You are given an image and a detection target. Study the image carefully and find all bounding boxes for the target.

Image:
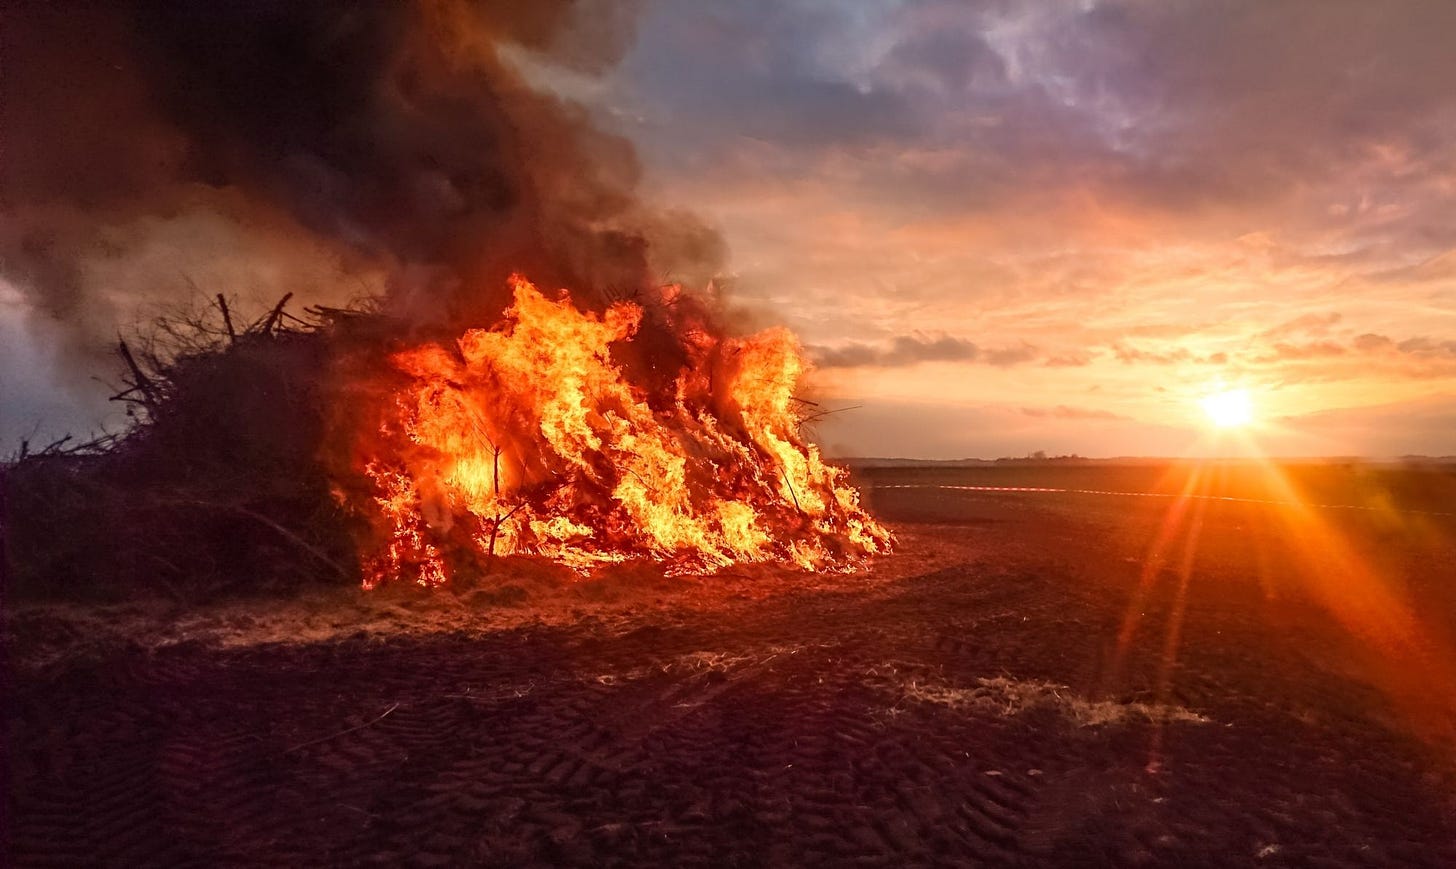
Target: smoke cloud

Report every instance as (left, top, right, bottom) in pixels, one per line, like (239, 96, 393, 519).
(1, 0, 725, 367)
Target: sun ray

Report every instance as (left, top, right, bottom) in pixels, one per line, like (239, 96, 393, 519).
(1244, 453, 1456, 738)
(1107, 461, 1207, 693)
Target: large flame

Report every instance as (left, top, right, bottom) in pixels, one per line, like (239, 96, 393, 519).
(343, 276, 892, 588)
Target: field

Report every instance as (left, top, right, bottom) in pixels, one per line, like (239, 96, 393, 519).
(6, 462, 1456, 866)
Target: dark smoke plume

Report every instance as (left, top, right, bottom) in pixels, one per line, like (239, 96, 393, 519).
(1, 0, 724, 360)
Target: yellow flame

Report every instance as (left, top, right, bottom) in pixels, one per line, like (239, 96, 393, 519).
(348, 276, 892, 586)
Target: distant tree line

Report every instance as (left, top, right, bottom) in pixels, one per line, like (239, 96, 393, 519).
(994, 451, 1087, 464)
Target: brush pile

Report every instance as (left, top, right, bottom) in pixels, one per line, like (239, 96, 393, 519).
(2, 296, 366, 600)
(3, 282, 892, 601)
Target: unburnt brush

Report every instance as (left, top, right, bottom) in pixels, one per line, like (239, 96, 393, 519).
(2, 295, 366, 600)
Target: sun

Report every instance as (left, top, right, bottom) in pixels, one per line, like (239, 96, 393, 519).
(1200, 388, 1253, 428)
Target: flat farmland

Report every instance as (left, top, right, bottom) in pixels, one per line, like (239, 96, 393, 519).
(6, 463, 1456, 866)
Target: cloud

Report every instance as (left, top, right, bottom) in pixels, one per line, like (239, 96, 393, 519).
(1343, 334, 1456, 378)
(1019, 405, 1129, 421)
(1110, 344, 1227, 366)
(1100, 328, 1456, 380)
(624, 1, 1456, 238)
(809, 335, 980, 368)
(1260, 312, 1343, 340)
(611, 0, 1456, 455)
(628, 0, 1456, 348)
(1249, 341, 1349, 363)
(811, 397, 1183, 459)
(1393, 337, 1456, 359)
(983, 342, 1041, 367)
(1272, 394, 1456, 457)
(1311, 332, 1456, 361)
(808, 334, 1051, 369)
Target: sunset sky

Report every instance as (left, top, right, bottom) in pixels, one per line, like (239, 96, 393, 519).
(5, 1, 1456, 458)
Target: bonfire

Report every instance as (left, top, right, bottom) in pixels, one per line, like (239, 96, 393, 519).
(5, 278, 891, 597)
(339, 276, 892, 587)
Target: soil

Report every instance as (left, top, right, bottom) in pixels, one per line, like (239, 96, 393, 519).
(6, 463, 1456, 866)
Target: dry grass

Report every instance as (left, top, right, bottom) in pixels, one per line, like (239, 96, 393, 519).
(887, 673, 1208, 727)
(593, 645, 817, 686)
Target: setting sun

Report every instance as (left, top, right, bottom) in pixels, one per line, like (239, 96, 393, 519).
(1201, 389, 1253, 428)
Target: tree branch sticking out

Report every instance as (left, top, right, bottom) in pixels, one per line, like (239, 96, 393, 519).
(216, 294, 236, 342)
(258, 292, 295, 335)
(116, 338, 158, 408)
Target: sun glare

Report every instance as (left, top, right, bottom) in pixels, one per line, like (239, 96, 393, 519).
(1200, 389, 1253, 428)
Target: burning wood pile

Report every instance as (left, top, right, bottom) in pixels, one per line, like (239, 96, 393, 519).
(337, 275, 892, 588)
(4, 279, 891, 598)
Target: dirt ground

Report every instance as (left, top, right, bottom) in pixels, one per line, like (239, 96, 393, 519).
(6, 463, 1456, 866)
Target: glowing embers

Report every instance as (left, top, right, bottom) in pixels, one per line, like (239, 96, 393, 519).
(351, 276, 892, 587)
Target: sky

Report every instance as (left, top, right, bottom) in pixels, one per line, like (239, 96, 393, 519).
(5, 0, 1456, 459)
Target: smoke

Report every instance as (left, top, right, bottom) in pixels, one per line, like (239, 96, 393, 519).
(1, 0, 725, 368)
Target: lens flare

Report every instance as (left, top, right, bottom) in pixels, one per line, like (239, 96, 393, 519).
(1200, 389, 1252, 428)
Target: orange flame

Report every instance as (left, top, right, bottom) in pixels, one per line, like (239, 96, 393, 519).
(344, 276, 892, 587)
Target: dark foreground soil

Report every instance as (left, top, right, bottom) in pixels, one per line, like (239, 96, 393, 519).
(6, 464, 1456, 866)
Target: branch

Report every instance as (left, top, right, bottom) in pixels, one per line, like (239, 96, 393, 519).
(258, 292, 295, 335)
(116, 338, 158, 407)
(782, 473, 802, 512)
(216, 294, 237, 342)
(798, 405, 862, 428)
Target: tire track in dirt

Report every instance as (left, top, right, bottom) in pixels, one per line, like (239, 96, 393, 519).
(8, 552, 1456, 865)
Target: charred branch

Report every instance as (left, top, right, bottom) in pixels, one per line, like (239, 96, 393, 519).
(487, 503, 526, 561)
(783, 473, 802, 513)
(797, 404, 862, 430)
